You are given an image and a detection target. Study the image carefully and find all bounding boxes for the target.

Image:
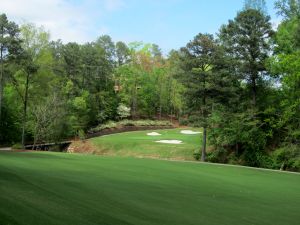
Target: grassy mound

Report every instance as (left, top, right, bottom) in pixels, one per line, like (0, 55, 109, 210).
(89, 128, 202, 160)
(0, 151, 299, 225)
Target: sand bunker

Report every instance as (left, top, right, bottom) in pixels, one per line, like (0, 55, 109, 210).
(155, 140, 183, 144)
(180, 130, 202, 135)
(147, 132, 162, 136)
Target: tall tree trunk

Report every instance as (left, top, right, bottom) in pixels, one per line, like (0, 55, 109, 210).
(201, 69, 207, 162)
(32, 135, 37, 150)
(132, 76, 138, 119)
(32, 124, 38, 150)
(131, 89, 137, 119)
(21, 73, 30, 147)
(201, 126, 207, 162)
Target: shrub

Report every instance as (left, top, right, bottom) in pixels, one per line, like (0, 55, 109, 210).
(241, 149, 272, 168)
(291, 159, 300, 172)
(206, 151, 218, 163)
(117, 104, 130, 119)
(119, 120, 135, 126)
(206, 148, 227, 163)
(193, 150, 201, 161)
(89, 121, 118, 133)
(227, 152, 239, 165)
(12, 143, 23, 150)
(78, 129, 86, 141)
(272, 145, 300, 172)
(89, 120, 172, 133)
(257, 153, 273, 169)
(179, 117, 189, 126)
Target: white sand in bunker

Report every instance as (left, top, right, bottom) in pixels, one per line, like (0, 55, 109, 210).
(180, 130, 202, 135)
(147, 132, 162, 136)
(155, 140, 183, 144)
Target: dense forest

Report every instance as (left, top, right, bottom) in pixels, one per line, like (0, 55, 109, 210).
(0, 0, 299, 170)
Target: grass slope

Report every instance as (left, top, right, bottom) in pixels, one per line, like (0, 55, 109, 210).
(90, 128, 202, 160)
(0, 151, 299, 225)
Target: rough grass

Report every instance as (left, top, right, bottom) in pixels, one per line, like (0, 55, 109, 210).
(89, 128, 202, 160)
(0, 151, 299, 225)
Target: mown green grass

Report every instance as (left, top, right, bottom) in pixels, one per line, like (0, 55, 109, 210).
(0, 151, 299, 225)
(90, 128, 202, 160)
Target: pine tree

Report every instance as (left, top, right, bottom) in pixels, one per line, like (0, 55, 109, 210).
(219, 9, 273, 107)
(180, 33, 236, 161)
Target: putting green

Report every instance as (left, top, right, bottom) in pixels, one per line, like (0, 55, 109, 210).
(90, 128, 202, 160)
(0, 151, 299, 225)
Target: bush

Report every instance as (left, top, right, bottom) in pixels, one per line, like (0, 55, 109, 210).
(89, 121, 118, 133)
(206, 148, 227, 163)
(206, 151, 218, 163)
(272, 145, 300, 172)
(291, 159, 300, 171)
(12, 143, 23, 150)
(117, 104, 130, 119)
(89, 120, 173, 133)
(78, 129, 86, 141)
(257, 153, 273, 169)
(241, 149, 273, 168)
(193, 150, 201, 161)
(227, 152, 239, 165)
(179, 117, 189, 126)
(119, 120, 136, 126)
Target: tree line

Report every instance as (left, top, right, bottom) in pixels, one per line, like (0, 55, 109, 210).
(178, 0, 299, 169)
(0, 0, 299, 170)
(0, 21, 184, 147)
